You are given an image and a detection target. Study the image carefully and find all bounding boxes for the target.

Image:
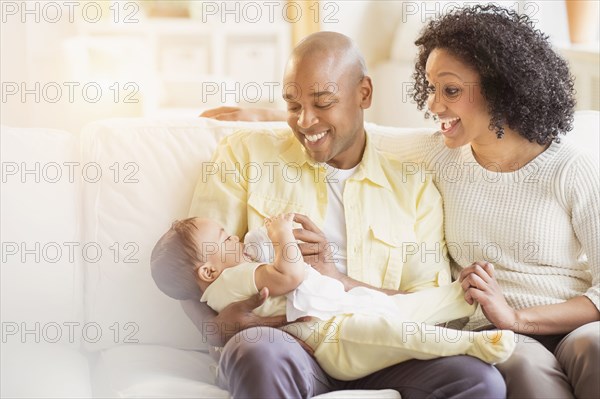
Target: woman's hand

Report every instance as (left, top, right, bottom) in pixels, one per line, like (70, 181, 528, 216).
(199, 106, 285, 122)
(292, 213, 342, 280)
(459, 261, 518, 330)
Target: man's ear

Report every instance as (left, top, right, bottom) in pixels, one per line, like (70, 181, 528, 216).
(359, 75, 373, 109)
(197, 263, 220, 283)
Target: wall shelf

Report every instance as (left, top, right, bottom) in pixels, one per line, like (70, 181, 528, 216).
(73, 17, 291, 114)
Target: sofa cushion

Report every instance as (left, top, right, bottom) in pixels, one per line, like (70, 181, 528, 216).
(1, 343, 92, 398)
(0, 127, 84, 343)
(79, 118, 289, 351)
(92, 344, 228, 398)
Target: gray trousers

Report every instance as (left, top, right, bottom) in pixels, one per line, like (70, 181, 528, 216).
(216, 326, 506, 399)
(496, 321, 600, 399)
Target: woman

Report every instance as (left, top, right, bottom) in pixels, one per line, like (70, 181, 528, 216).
(407, 5, 598, 398)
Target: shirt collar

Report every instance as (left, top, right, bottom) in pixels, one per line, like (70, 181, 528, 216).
(280, 130, 391, 190)
(280, 133, 319, 168)
(353, 133, 391, 190)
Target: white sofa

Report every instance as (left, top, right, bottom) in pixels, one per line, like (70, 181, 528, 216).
(1, 112, 598, 398)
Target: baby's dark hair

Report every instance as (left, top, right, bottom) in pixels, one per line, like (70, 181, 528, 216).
(150, 218, 204, 301)
(412, 4, 576, 144)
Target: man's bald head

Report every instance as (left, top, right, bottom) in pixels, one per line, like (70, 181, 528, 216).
(288, 32, 367, 84)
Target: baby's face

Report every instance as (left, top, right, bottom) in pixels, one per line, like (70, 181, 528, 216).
(192, 219, 249, 271)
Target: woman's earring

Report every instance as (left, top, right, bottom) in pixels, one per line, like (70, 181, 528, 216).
(496, 126, 505, 139)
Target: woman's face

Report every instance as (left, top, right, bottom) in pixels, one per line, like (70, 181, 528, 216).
(425, 48, 494, 148)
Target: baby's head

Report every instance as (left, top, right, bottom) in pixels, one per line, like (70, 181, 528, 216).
(150, 217, 246, 300)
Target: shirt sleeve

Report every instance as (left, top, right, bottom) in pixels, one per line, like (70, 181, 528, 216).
(188, 131, 250, 239)
(399, 170, 451, 292)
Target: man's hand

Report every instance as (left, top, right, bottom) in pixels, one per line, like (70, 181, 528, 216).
(182, 287, 289, 347)
(212, 287, 290, 345)
(292, 214, 342, 280)
(292, 214, 404, 295)
(459, 261, 518, 330)
(199, 106, 285, 122)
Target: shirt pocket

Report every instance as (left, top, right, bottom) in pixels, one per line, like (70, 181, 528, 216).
(369, 223, 417, 290)
(247, 192, 308, 221)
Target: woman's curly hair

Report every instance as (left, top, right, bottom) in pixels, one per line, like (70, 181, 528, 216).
(412, 4, 576, 144)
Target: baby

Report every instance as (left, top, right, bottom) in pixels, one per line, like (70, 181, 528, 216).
(151, 214, 516, 381)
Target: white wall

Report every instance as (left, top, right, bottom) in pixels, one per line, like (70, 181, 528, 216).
(319, 0, 575, 65)
(0, 10, 84, 131)
(1, 15, 29, 127)
(318, 0, 598, 126)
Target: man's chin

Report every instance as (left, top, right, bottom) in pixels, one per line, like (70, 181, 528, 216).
(307, 152, 329, 164)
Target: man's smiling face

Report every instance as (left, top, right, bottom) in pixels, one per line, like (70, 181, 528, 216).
(283, 49, 372, 170)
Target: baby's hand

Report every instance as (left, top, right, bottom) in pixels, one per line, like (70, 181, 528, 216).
(264, 213, 295, 240)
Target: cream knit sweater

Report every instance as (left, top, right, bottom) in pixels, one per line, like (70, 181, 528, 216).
(380, 132, 599, 330)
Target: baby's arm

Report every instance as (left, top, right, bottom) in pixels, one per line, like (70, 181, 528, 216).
(254, 213, 306, 296)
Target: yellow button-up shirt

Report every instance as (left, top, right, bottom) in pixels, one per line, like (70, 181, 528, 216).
(189, 128, 449, 292)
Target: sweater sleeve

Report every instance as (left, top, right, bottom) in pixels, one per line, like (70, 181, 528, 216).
(570, 153, 600, 310)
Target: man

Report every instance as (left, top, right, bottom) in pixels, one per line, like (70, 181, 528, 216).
(185, 32, 505, 398)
